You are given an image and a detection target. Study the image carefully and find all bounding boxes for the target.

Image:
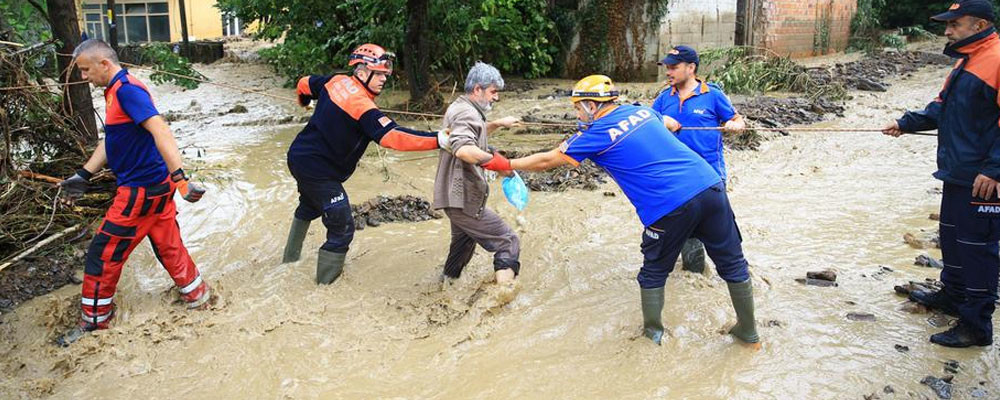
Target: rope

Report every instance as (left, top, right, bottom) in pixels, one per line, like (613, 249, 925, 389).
(0, 80, 90, 91)
(0, 61, 935, 136)
(115, 64, 939, 136)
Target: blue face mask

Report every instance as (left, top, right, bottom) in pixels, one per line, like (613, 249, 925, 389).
(502, 172, 529, 211)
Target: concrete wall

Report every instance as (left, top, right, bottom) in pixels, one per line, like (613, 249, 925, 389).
(760, 0, 857, 57)
(169, 0, 223, 41)
(659, 0, 739, 51)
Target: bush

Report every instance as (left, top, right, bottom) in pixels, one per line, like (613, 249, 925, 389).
(700, 47, 847, 100)
(897, 26, 936, 42)
(879, 33, 907, 50)
(219, 0, 557, 86)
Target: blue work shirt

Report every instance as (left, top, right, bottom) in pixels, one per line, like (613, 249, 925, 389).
(651, 80, 738, 179)
(103, 69, 168, 187)
(558, 104, 722, 226)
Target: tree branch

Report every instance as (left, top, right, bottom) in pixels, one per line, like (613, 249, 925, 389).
(26, 0, 50, 24)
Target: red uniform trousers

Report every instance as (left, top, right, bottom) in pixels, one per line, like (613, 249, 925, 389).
(80, 177, 207, 328)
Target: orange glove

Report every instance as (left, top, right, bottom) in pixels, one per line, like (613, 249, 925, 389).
(170, 168, 206, 203)
(479, 151, 512, 172)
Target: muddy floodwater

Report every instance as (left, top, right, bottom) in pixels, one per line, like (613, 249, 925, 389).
(1, 57, 997, 399)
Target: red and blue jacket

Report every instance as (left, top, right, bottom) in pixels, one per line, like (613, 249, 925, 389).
(287, 74, 439, 182)
(103, 69, 168, 187)
(898, 28, 1000, 187)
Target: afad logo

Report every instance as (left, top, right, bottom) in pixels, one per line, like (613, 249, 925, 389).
(978, 204, 1000, 214)
(949, 3, 960, 10)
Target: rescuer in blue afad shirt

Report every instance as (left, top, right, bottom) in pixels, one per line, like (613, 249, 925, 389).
(883, 0, 1000, 348)
(651, 45, 748, 274)
(508, 75, 761, 349)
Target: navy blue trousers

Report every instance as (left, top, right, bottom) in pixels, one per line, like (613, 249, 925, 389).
(940, 183, 1000, 338)
(638, 183, 750, 288)
(290, 172, 355, 254)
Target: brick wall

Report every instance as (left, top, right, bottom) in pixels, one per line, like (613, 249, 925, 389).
(761, 0, 857, 57)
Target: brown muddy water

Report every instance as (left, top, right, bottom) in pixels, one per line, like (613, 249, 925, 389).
(1, 59, 997, 399)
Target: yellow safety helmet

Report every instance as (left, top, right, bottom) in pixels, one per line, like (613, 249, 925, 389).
(570, 74, 619, 103)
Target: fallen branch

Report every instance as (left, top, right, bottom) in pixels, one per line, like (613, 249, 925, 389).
(0, 223, 83, 273)
(19, 170, 62, 184)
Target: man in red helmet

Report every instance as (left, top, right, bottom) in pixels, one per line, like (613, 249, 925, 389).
(283, 43, 510, 285)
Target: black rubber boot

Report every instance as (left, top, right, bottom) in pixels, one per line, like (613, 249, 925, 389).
(930, 323, 993, 348)
(54, 320, 102, 347)
(282, 218, 311, 263)
(727, 279, 760, 346)
(640, 287, 665, 345)
(681, 238, 706, 273)
(910, 289, 960, 317)
(316, 249, 346, 285)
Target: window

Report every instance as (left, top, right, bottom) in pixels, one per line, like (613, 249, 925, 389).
(222, 12, 243, 37)
(149, 16, 170, 41)
(125, 16, 149, 42)
(83, 2, 169, 44)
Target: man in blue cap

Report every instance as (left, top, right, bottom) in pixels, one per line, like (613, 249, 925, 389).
(883, 0, 999, 348)
(651, 45, 747, 274)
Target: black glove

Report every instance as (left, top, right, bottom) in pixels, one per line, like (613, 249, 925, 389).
(298, 93, 313, 108)
(58, 169, 92, 197)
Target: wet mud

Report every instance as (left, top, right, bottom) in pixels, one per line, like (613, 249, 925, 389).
(808, 50, 954, 92)
(351, 195, 442, 230)
(2, 43, 998, 400)
(499, 149, 608, 192)
(734, 96, 846, 129)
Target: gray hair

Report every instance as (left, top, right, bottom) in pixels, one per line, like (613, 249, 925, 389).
(464, 62, 504, 93)
(73, 39, 119, 64)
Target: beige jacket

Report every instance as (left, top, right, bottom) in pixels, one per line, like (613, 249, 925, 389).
(432, 96, 490, 217)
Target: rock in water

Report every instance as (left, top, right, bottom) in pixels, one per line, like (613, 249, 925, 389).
(806, 269, 837, 282)
(795, 278, 838, 287)
(846, 312, 876, 322)
(915, 254, 944, 269)
(920, 375, 953, 400)
(904, 232, 928, 249)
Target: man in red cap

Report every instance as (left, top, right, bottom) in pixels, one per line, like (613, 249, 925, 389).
(282, 43, 446, 285)
(883, 0, 999, 348)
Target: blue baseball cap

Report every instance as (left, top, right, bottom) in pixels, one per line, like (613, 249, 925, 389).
(931, 0, 995, 22)
(659, 45, 699, 66)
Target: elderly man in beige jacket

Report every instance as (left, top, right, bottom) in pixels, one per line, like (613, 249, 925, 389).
(433, 62, 521, 284)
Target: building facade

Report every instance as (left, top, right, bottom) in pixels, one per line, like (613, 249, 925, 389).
(78, 0, 242, 44)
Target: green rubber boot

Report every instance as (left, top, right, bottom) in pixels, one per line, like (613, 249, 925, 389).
(640, 287, 665, 345)
(727, 279, 760, 346)
(681, 238, 706, 273)
(316, 249, 346, 285)
(281, 218, 311, 263)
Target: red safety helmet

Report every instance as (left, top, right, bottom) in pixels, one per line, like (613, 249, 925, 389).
(348, 43, 394, 73)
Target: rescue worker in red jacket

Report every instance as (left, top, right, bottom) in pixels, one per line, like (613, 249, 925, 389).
(282, 44, 503, 285)
(883, 0, 999, 348)
(56, 39, 210, 345)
